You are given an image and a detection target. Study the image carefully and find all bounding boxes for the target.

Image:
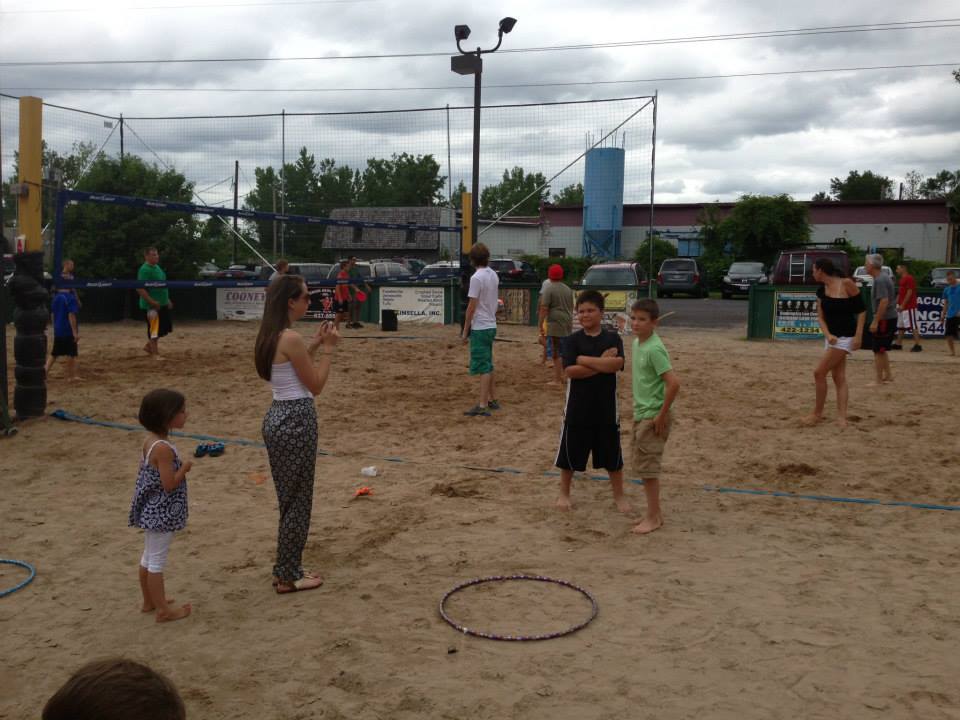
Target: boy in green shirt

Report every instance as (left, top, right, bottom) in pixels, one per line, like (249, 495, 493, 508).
(629, 299, 680, 535)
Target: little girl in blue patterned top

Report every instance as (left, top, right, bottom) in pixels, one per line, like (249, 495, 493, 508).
(129, 388, 193, 623)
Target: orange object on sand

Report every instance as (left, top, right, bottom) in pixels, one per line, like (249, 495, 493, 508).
(354, 486, 373, 497)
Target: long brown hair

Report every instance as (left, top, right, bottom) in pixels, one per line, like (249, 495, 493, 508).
(254, 274, 306, 381)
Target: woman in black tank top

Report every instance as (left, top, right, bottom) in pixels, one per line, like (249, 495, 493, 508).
(802, 258, 865, 428)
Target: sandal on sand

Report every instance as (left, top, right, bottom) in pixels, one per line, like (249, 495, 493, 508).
(276, 575, 324, 594)
(272, 571, 322, 588)
(207, 442, 225, 457)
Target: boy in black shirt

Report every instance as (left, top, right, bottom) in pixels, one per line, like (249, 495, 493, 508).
(554, 290, 629, 512)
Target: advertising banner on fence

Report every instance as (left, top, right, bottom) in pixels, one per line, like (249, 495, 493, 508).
(774, 291, 821, 339)
(217, 287, 266, 320)
(915, 294, 945, 337)
(380, 286, 444, 324)
(305, 287, 337, 322)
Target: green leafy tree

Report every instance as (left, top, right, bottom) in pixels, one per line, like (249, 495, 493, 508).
(701, 194, 811, 268)
(811, 191, 830, 201)
(356, 152, 445, 207)
(5, 140, 99, 230)
(552, 183, 584, 206)
(827, 170, 894, 201)
(60, 154, 200, 279)
(450, 180, 468, 209)
(633, 233, 678, 279)
(480, 166, 549, 218)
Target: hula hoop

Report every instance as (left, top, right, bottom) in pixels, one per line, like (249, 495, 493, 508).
(0, 559, 36, 598)
(439, 574, 598, 641)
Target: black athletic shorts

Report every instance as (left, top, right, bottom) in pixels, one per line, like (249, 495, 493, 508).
(334, 299, 351, 314)
(555, 423, 624, 472)
(145, 305, 173, 339)
(869, 317, 896, 354)
(946, 316, 960, 340)
(52, 336, 78, 357)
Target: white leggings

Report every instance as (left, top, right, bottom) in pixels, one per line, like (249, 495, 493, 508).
(140, 530, 175, 573)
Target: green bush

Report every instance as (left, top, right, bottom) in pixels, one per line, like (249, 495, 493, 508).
(633, 236, 678, 279)
(905, 259, 939, 286)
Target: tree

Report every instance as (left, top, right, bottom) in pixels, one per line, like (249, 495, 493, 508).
(355, 152, 445, 207)
(700, 194, 811, 267)
(552, 183, 584, 206)
(827, 170, 894, 201)
(811, 191, 830, 202)
(450, 180, 467, 210)
(902, 170, 925, 200)
(480, 166, 549, 218)
(5, 140, 99, 230)
(633, 233, 678, 278)
(60, 154, 200, 279)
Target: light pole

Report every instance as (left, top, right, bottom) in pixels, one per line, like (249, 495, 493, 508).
(451, 16, 516, 322)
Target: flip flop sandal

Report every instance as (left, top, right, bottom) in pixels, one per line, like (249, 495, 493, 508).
(276, 576, 324, 594)
(194, 443, 211, 458)
(207, 442, 226, 458)
(272, 571, 322, 588)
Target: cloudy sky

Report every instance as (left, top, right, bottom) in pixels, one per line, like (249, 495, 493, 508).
(1, 0, 958, 210)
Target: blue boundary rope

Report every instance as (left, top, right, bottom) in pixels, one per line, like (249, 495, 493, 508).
(49, 409, 960, 513)
(0, 559, 36, 598)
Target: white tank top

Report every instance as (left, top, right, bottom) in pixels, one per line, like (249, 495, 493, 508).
(270, 361, 313, 401)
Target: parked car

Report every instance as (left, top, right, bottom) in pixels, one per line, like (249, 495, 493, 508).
(490, 258, 539, 283)
(416, 261, 461, 282)
(926, 267, 960, 289)
(369, 261, 412, 279)
(770, 248, 850, 285)
(580, 261, 649, 291)
(852, 264, 893, 288)
(370, 257, 426, 275)
(198, 262, 219, 279)
(720, 261, 767, 299)
(657, 257, 708, 298)
(288, 263, 334, 283)
(327, 261, 371, 280)
(214, 264, 262, 280)
(326, 260, 410, 280)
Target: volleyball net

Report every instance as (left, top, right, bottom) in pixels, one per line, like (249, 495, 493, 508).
(52, 188, 461, 290)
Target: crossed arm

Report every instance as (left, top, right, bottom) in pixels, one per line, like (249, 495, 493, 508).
(564, 346, 623, 379)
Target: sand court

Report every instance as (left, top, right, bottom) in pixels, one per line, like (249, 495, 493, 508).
(2, 319, 959, 719)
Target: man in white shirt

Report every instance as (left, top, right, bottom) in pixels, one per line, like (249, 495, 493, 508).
(461, 243, 500, 416)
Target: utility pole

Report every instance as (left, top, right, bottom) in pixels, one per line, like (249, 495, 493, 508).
(232, 160, 239, 264)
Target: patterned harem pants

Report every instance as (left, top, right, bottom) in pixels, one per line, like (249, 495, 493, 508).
(262, 398, 318, 582)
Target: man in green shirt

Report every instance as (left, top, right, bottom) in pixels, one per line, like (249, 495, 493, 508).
(136, 247, 173, 357)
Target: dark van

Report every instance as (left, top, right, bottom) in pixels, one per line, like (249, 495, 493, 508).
(771, 248, 850, 285)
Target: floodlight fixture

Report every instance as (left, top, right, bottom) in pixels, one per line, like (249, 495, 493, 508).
(498, 17, 517, 34)
(454, 24, 471, 41)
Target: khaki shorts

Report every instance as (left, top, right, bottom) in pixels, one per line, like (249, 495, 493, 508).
(631, 414, 672, 478)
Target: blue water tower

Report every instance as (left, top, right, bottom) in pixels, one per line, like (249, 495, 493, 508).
(582, 147, 625, 259)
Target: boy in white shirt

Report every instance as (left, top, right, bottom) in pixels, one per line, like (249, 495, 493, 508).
(461, 243, 500, 416)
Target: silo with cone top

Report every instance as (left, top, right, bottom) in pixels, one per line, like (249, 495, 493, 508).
(581, 145, 625, 259)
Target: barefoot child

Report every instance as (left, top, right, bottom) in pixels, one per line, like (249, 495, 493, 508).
(129, 389, 193, 622)
(629, 299, 680, 534)
(554, 290, 629, 512)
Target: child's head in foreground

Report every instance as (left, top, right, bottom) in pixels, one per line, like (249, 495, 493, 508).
(630, 298, 660, 339)
(139, 389, 187, 436)
(43, 658, 186, 720)
(576, 290, 606, 330)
